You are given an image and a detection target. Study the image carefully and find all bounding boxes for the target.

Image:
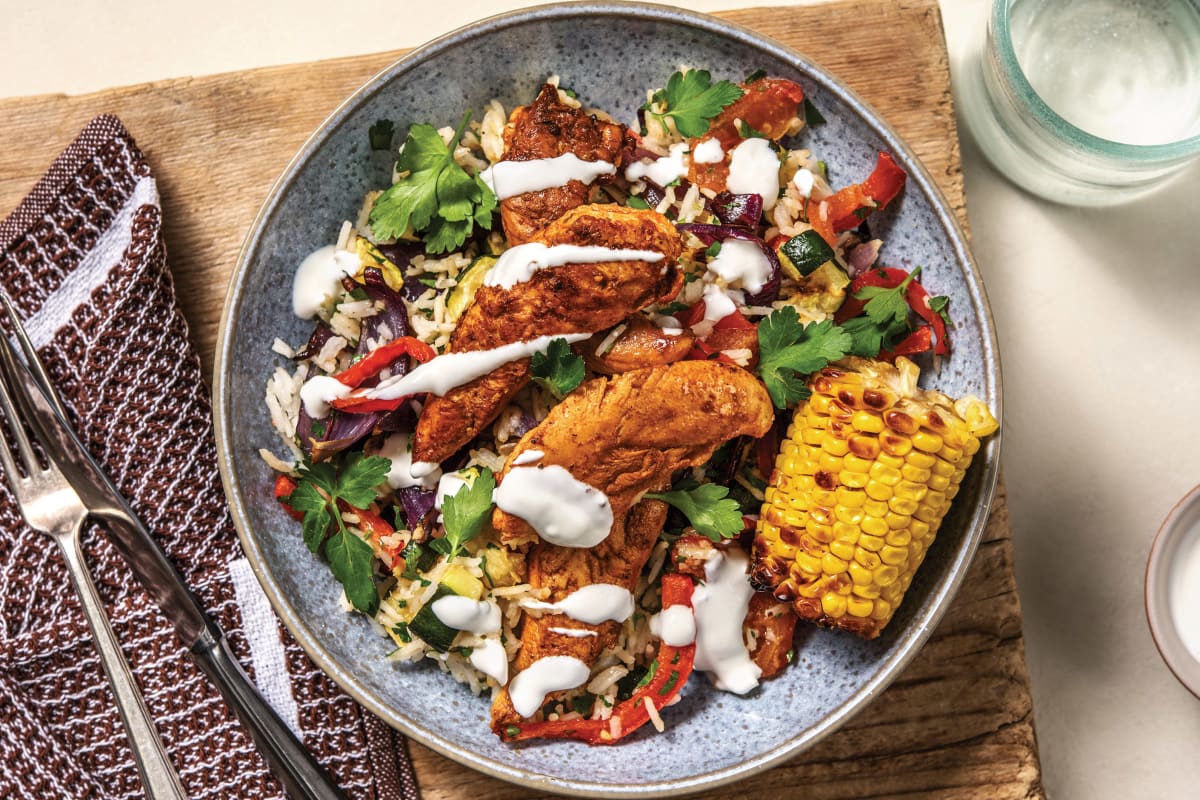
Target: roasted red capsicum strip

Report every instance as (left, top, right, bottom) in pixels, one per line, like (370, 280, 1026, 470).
(807, 152, 906, 246)
(333, 336, 436, 388)
(330, 336, 437, 414)
(835, 266, 949, 356)
(502, 573, 696, 744)
(274, 475, 304, 521)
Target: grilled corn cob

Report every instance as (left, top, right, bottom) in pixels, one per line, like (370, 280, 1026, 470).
(752, 357, 998, 639)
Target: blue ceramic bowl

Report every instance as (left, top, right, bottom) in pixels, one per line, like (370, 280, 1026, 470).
(214, 3, 1002, 795)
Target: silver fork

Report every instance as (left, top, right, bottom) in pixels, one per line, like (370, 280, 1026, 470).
(0, 342, 188, 798)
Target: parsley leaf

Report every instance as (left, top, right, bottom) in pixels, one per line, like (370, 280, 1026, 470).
(756, 306, 852, 408)
(530, 337, 586, 399)
(645, 69, 744, 138)
(930, 295, 953, 326)
(802, 98, 826, 127)
(645, 483, 744, 542)
(290, 454, 391, 614)
(432, 468, 496, 561)
(627, 195, 650, 210)
(369, 119, 396, 151)
(326, 528, 378, 614)
(369, 112, 497, 254)
(736, 119, 768, 139)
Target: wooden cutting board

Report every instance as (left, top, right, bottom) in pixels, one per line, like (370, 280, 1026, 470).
(0, 0, 1043, 797)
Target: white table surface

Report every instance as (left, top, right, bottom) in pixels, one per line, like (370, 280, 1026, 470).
(3, 1, 1198, 797)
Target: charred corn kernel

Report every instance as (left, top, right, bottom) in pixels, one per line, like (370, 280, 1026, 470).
(861, 516, 889, 538)
(870, 462, 902, 485)
(829, 539, 856, 561)
(852, 410, 884, 433)
(846, 595, 874, 617)
(753, 356, 997, 639)
(822, 592, 847, 618)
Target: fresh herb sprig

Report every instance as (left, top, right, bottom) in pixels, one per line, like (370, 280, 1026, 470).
(646, 482, 745, 542)
(286, 452, 391, 614)
(643, 69, 744, 138)
(530, 337, 586, 399)
(842, 267, 921, 357)
(369, 111, 497, 254)
(430, 468, 496, 561)
(755, 306, 852, 408)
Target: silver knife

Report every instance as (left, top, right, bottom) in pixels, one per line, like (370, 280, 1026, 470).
(0, 296, 347, 800)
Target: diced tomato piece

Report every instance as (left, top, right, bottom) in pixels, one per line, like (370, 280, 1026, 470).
(273, 474, 304, 522)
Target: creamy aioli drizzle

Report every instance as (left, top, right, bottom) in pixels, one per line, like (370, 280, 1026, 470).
(692, 548, 761, 694)
(434, 471, 468, 511)
(727, 138, 782, 211)
(377, 433, 441, 490)
(691, 138, 725, 164)
(706, 238, 774, 294)
(793, 167, 815, 198)
(430, 596, 501, 635)
(507, 656, 591, 718)
(650, 605, 697, 647)
(479, 154, 616, 200)
(624, 142, 690, 186)
(511, 449, 544, 466)
(299, 375, 352, 419)
(484, 243, 665, 290)
(521, 583, 635, 625)
(362, 334, 590, 402)
(547, 626, 599, 639)
(493, 465, 613, 548)
(700, 282, 740, 323)
(293, 245, 361, 319)
(469, 638, 509, 685)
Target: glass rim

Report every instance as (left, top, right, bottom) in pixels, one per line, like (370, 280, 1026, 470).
(993, 0, 1200, 161)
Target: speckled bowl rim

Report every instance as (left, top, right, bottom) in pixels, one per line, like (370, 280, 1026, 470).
(213, 2, 1003, 796)
(1145, 483, 1200, 700)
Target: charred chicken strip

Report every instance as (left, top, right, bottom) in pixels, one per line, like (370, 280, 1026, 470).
(498, 84, 633, 244)
(412, 205, 683, 464)
(582, 315, 695, 375)
(489, 361, 774, 730)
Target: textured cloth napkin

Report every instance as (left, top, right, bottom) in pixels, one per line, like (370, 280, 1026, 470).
(0, 115, 421, 800)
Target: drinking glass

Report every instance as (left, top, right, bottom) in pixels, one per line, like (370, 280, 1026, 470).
(956, 0, 1200, 206)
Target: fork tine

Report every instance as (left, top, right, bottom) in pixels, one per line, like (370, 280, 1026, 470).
(0, 294, 70, 423)
(0, 349, 40, 480)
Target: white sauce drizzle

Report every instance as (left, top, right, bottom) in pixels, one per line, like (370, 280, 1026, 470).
(484, 243, 665, 290)
(479, 154, 616, 200)
(430, 596, 502, 635)
(700, 282, 741, 324)
(692, 548, 761, 694)
(547, 626, 599, 639)
(362, 333, 590, 402)
(650, 605, 697, 647)
(793, 167, 815, 198)
(706, 238, 773, 294)
(507, 656, 591, 717)
(377, 432, 441, 490)
(521, 583, 635, 625)
(691, 138, 725, 164)
(511, 449, 544, 466)
(299, 375, 352, 420)
(624, 142, 690, 186)
(293, 245, 361, 319)
(493, 465, 613, 548)
(727, 138, 782, 211)
(434, 471, 469, 511)
(469, 638, 509, 685)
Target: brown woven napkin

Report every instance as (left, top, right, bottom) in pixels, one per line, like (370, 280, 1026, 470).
(0, 115, 421, 800)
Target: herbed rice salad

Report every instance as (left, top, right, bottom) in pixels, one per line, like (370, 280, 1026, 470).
(264, 68, 955, 744)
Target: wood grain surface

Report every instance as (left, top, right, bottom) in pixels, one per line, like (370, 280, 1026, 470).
(0, 1, 1043, 797)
